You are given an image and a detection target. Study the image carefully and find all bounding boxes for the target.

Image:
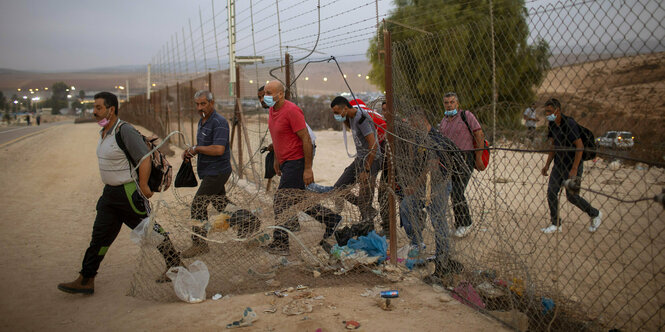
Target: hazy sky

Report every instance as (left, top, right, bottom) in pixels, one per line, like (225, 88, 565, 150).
(0, 0, 395, 72)
(0, 0, 218, 71)
(1, 0, 661, 73)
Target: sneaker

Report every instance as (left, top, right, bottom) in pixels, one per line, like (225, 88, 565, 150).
(454, 226, 471, 238)
(541, 225, 562, 234)
(319, 239, 332, 254)
(181, 242, 210, 258)
(264, 241, 290, 256)
(589, 211, 602, 232)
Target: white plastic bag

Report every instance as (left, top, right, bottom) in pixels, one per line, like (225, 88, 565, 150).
(130, 217, 164, 246)
(166, 260, 210, 303)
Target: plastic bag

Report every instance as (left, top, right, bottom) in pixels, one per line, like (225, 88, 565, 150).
(346, 231, 387, 263)
(130, 217, 164, 246)
(174, 159, 198, 187)
(166, 260, 210, 303)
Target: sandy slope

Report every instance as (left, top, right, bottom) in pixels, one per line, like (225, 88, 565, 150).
(0, 122, 508, 331)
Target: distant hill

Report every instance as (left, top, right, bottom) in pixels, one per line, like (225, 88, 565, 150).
(537, 51, 665, 162)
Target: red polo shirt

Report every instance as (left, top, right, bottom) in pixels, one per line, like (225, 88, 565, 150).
(268, 100, 307, 165)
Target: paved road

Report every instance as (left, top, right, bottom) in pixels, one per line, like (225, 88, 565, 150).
(0, 121, 70, 146)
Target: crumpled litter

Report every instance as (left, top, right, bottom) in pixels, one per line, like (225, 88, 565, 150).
(346, 231, 387, 263)
(452, 281, 485, 309)
(166, 260, 209, 304)
(282, 299, 313, 315)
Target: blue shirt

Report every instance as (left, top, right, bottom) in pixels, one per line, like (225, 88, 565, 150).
(547, 116, 581, 167)
(196, 110, 231, 177)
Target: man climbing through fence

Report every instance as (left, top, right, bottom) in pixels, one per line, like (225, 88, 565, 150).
(180, 90, 232, 258)
(400, 110, 465, 284)
(330, 96, 383, 231)
(263, 81, 341, 255)
(58, 92, 181, 294)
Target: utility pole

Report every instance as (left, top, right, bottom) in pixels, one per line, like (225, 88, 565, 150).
(147, 64, 151, 101)
(227, 0, 237, 97)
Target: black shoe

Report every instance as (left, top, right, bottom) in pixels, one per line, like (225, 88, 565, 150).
(435, 259, 464, 275)
(423, 273, 444, 285)
(319, 239, 332, 253)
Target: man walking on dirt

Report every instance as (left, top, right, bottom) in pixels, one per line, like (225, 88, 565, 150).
(438, 92, 484, 238)
(180, 90, 232, 258)
(540, 98, 602, 233)
(58, 92, 181, 294)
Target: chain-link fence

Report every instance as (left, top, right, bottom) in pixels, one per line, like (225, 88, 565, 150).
(119, 0, 664, 331)
(387, 0, 665, 331)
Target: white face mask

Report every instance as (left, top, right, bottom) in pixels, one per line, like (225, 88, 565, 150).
(547, 113, 557, 122)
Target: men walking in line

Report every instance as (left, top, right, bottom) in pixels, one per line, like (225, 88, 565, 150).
(438, 92, 483, 238)
(180, 90, 232, 258)
(58, 92, 181, 294)
(540, 98, 602, 233)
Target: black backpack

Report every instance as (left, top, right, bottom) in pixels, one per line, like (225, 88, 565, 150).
(563, 116, 597, 161)
(115, 122, 173, 192)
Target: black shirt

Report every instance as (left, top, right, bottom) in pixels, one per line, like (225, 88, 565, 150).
(547, 116, 581, 167)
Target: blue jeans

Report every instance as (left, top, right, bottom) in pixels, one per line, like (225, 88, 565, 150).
(399, 182, 452, 261)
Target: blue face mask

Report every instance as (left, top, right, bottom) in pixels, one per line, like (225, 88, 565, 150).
(334, 114, 346, 122)
(264, 95, 276, 107)
(547, 113, 557, 122)
(444, 109, 457, 117)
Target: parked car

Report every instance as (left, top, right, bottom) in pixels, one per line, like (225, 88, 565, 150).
(597, 131, 634, 149)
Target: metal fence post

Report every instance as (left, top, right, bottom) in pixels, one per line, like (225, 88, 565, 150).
(383, 28, 397, 265)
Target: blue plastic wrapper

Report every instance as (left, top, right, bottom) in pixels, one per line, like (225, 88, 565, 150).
(306, 183, 334, 193)
(541, 297, 555, 314)
(346, 231, 387, 263)
(405, 258, 426, 270)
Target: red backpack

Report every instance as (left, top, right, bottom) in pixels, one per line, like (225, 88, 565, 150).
(349, 99, 387, 143)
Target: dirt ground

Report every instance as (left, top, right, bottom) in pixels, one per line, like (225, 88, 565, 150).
(0, 122, 510, 331)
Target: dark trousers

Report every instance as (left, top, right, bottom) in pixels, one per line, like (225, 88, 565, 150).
(272, 159, 341, 246)
(191, 172, 231, 221)
(189, 172, 231, 242)
(451, 152, 474, 228)
(80, 184, 180, 278)
(547, 163, 599, 226)
(333, 156, 382, 222)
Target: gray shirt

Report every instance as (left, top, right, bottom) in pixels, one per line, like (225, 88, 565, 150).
(97, 120, 150, 185)
(349, 109, 382, 160)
